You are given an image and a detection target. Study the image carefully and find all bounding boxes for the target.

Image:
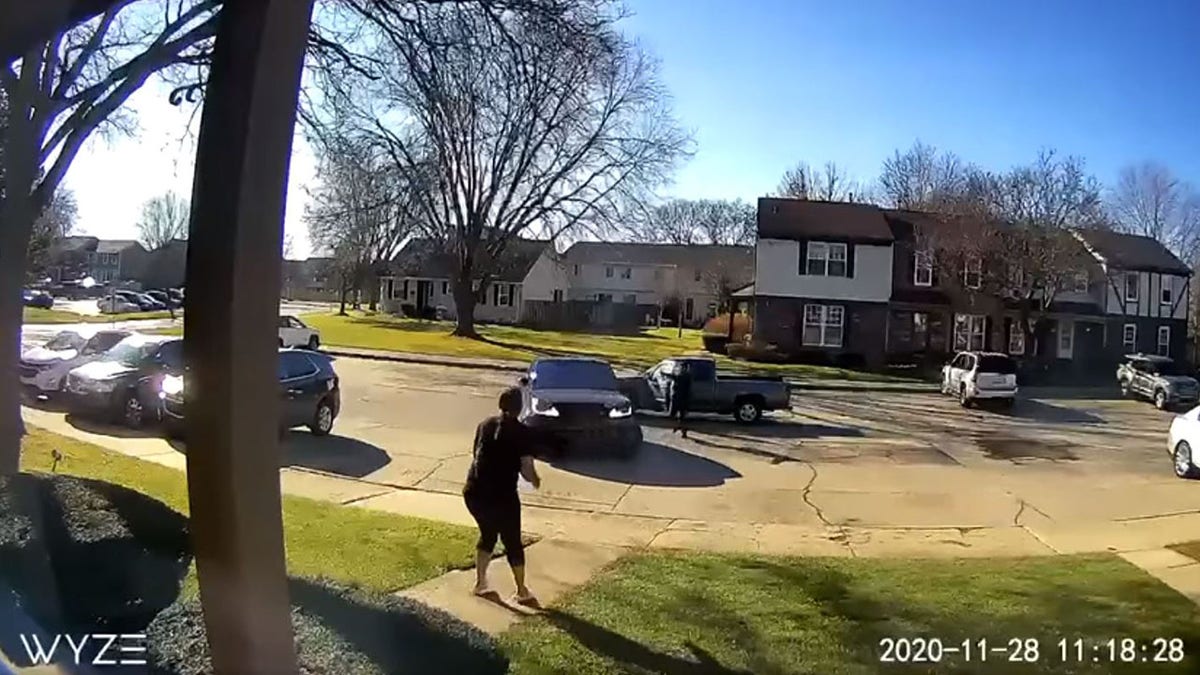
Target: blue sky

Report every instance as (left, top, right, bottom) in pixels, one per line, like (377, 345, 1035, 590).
(68, 0, 1200, 256)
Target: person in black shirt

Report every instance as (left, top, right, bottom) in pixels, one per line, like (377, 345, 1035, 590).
(669, 361, 693, 438)
(463, 386, 541, 604)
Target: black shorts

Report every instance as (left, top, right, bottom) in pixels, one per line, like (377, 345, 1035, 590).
(463, 489, 524, 566)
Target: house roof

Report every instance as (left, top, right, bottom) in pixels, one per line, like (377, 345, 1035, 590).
(1074, 229, 1191, 275)
(55, 236, 99, 252)
(563, 241, 752, 271)
(96, 239, 144, 254)
(757, 198, 894, 244)
(387, 238, 548, 283)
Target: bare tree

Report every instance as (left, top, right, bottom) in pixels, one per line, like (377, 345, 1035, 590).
(777, 161, 861, 201)
(320, 1, 690, 336)
(878, 141, 973, 211)
(634, 198, 754, 246)
(1110, 161, 1200, 259)
(306, 134, 418, 314)
(26, 188, 78, 281)
(137, 191, 191, 250)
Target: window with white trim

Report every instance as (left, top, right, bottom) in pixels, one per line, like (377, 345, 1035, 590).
(1072, 272, 1089, 294)
(1162, 283, 1173, 306)
(805, 242, 848, 277)
(1158, 325, 1171, 356)
(802, 304, 844, 347)
(1124, 273, 1139, 302)
(953, 314, 986, 351)
(1009, 323, 1025, 355)
(913, 251, 933, 287)
(605, 266, 613, 278)
(1122, 323, 1137, 352)
(962, 257, 982, 290)
(621, 267, 632, 279)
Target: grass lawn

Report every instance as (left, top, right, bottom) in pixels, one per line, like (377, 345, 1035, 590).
(303, 312, 910, 382)
(23, 306, 177, 324)
(19, 426, 476, 595)
(502, 551, 1200, 674)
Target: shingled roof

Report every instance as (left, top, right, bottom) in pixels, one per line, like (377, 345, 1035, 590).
(386, 237, 549, 282)
(757, 198, 894, 244)
(1074, 229, 1191, 275)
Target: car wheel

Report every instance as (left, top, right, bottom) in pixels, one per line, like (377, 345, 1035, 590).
(1175, 441, 1200, 479)
(307, 335, 320, 350)
(309, 399, 335, 436)
(1155, 390, 1169, 411)
(959, 385, 972, 408)
(122, 393, 146, 429)
(733, 398, 763, 424)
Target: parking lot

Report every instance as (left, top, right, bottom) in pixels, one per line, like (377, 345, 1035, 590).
(21, 355, 1200, 555)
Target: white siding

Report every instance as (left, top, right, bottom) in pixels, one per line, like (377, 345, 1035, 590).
(379, 276, 522, 323)
(1105, 270, 1189, 320)
(754, 238, 892, 302)
(521, 250, 568, 301)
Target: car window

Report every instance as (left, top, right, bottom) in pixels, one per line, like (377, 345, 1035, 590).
(44, 331, 85, 351)
(155, 341, 185, 369)
(978, 355, 1016, 374)
(1155, 361, 1185, 377)
(951, 355, 965, 369)
(84, 331, 127, 354)
(688, 360, 716, 382)
(290, 317, 306, 329)
(530, 360, 617, 390)
(278, 316, 291, 329)
(280, 352, 318, 380)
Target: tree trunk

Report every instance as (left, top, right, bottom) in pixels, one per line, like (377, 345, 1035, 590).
(368, 280, 379, 312)
(727, 303, 737, 343)
(338, 277, 347, 316)
(452, 277, 479, 338)
(0, 83, 41, 475)
(677, 302, 684, 338)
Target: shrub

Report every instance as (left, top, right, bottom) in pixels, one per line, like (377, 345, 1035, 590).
(726, 342, 790, 363)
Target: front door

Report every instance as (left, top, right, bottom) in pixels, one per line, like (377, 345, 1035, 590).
(280, 352, 320, 427)
(1057, 320, 1075, 359)
(647, 360, 673, 404)
(416, 280, 432, 312)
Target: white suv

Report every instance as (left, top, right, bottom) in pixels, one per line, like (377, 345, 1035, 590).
(278, 315, 320, 349)
(942, 351, 1018, 408)
(19, 328, 131, 395)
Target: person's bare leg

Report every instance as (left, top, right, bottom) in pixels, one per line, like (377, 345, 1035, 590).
(473, 548, 493, 595)
(512, 564, 537, 604)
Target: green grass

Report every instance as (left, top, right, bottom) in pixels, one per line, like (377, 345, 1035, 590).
(23, 306, 177, 324)
(302, 312, 908, 382)
(20, 426, 476, 596)
(502, 551, 1200, 674)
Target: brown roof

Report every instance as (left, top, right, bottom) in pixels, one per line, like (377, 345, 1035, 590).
(1074, 229, 1191, 275)
(757, 198, 894, 243)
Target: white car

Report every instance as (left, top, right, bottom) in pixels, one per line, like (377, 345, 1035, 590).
(19, 328, 131, 394)
(278, 315, 320, 349)
(1168, 407, 1200, 479)
(98, 297, 140, 313)
(941, 351, 1019, 408)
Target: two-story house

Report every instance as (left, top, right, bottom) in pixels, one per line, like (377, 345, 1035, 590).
(47, 237, 149, 284)
(378, 237, 558, 323)
(751, 197, 1193, 374)
(555, 242, 753, 326)
(751, 199, 895, 367)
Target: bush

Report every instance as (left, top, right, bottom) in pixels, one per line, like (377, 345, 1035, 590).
(147, 578, 508, 675)
(726, 342, 790, 363)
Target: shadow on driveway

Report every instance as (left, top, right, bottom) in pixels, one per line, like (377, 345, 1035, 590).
(64, 412, 161, 439)
(549, 441, 741, 487)
(639, 414, 864, 441)
(1006, 399, 1105, 425)
(163, 431, 392, 479)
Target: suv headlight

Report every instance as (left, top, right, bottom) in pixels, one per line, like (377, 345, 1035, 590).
(609, 401, 632, 418)
(160, 374, 184, 398)
(531, 397, 559, 417)
(90, 378, 118, 393)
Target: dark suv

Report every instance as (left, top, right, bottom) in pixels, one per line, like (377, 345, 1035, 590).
(518, 357, 642, 458)
(161, 349, 341, 437)
(64, 335, 184, 428)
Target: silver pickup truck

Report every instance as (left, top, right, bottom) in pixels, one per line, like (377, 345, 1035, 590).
(619, 356, 792, 423)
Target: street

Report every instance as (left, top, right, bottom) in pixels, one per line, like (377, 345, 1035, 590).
(21, 354, 1200, 556)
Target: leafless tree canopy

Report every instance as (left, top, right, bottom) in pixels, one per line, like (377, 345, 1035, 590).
(632, 198, 754, 246)
(1110, 161, 1200, 261)
(137, 191, 190, 250)
(777, 161, 862, 202)
(27, 188, 78, 280)
(305, 134, 420, 313)
(878, 141, 974, 211)
(314, 0, 690, 335)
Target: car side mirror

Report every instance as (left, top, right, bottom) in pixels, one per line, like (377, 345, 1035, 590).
(518, 376, 529, 387)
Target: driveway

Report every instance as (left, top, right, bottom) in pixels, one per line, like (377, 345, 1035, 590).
(21, 356, 1200, 557)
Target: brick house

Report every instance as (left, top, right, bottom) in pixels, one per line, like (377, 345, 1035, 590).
(750, 198, 1192, 376)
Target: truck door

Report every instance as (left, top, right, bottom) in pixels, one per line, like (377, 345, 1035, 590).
(687, 359, 718, 411)
(648, 360, 673, 405)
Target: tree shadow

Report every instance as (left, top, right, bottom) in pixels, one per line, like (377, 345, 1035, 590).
(548, 442, 740, 487)
(1021, 385, 1123, 401)
(1005, 399, 1105, 425)
(543, 609, 755, 675)
(64, 412, 162, 439)
(0, 474, 191, 667)
(639, 415, 863, 441)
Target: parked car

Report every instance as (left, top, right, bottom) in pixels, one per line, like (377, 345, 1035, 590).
(518, 357, 642, 458)
(136, 292, 167, 311)
(620, 356, 792, 423)
(145, 290, 181, 309)
(1168, 406, 1200, 479)
(98, 296, 141, 314)
(941, 351, 1018, 408)
(1118, 354, 1199, 411)
(21, 289, 54, 309)
(160, 349, 341, 438)
(64, 335, 184, 428)
(19, 329, 131, 395)
(278, 315, 320, 349)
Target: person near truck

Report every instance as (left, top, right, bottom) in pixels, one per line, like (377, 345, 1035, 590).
(668, 361, 693, 438)
(462, 387, 542, 605)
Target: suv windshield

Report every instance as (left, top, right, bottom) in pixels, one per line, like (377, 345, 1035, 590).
(44, 332, 85, 352)
(531, 360, 617, 390)
(1151, 360, 1186, 376)
(978, 355, 1016, 374)
(105, 339, 160, 367)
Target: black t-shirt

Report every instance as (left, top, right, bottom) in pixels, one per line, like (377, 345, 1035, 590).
(464, 416, 534, 497)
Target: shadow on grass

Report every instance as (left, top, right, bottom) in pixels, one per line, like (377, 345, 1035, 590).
(548, 441, 741, 487)
(0, 473, 191, 666)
